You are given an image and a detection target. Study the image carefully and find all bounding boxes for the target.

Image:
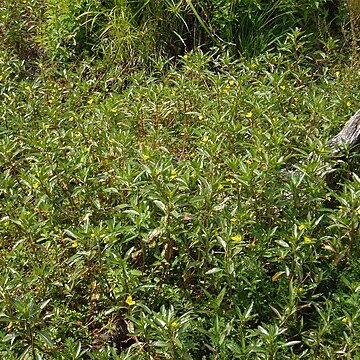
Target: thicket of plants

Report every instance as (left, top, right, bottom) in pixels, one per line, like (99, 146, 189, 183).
(1, 0, 360, 358)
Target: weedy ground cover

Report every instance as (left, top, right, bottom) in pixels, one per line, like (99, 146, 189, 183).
(1, 4, 360, 357)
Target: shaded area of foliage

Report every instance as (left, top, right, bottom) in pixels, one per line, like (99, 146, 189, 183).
(0, 0, 351, 66)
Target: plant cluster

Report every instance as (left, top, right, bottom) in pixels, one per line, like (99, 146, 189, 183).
(1, 0, 360, 359)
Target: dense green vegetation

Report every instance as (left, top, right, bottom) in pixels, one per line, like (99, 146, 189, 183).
(1, 0, 360, 358)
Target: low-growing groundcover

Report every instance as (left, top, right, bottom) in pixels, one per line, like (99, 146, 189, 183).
(1, 35, 360, 359)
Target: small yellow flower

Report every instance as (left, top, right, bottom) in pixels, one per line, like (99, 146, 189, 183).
(202, 136, 209, 143)
(143, 154, 149, 161)
(231, 235, 242, 242)
(72, 241, 78, 248)
(69, 116, 74, 121)
(229, 80, 235, 86)
(357, 209, 360, 215)
(125, 295, 136, 306)
(346, 101, 351, 107)
(230, 217, 237, 223)
(198, 114, 204, 120)
(280, 85, 286, 90)
(183, 54, 188, 60)
(170, 169, 177, 180)
(217, 184, 224, 190)
(298, 224, 305, 231)
(292, 117, 298, 122)
(170, 322, 178, 328)
(32, 182, 40, 189)
(87, 98, 94, 105)
(25, 85, 31, 91)
(226, 178, 236, 184)
(48, 99, 53, 104)
(245, 112, 253, 118)
(304, 236, 312, 243)
(0, 75, 3, 81)
(245, 159, 252, 164)
(251, 63, 256, 68)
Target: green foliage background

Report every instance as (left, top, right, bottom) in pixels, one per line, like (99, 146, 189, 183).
(1, 0, 360, 358)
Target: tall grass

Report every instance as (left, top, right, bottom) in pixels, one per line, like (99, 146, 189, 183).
(33, 0, 348, 67)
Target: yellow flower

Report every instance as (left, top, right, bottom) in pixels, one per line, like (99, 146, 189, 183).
(231, 235, 242, 242)
(202, 136, 209, 143)
(72, 241, 78, 248)
(32, 182, 40, 189)
(357, 209, 360, 215)
(304, 236, 312, 243)
(245, 159, 252, 164)
(292, 117, 298, 122)
(143, 154, 149, 161)
(226, 178, 236, 184)
(87, 98, 94, 105)
(250, 63, 256, 68)
(170, 322, 178, 328)
(125, 295, 136, 306)
(48, 99, 53, 104)
(298, 224, 305, 231)
(245, 112, 253, 118)
(217, 184, 224, 190)
(346, 101, 351, 107)
(198, 114, 204, 120)
(170, 169, 177, 180)
(280, 85, 286, 90)
(230, 217, 237, 223)
(25, 85, 31, 91)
